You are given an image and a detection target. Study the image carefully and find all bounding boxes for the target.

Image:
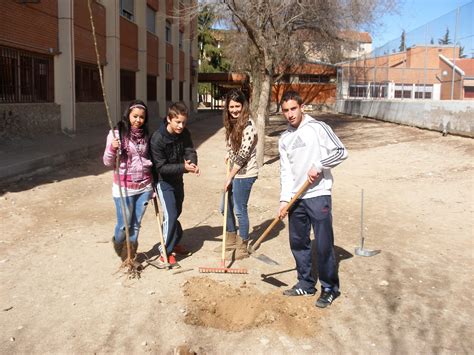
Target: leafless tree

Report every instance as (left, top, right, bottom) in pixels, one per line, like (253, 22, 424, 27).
(190, 0, 397, 166)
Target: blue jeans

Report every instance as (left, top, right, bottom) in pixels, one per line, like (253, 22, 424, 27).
(226, 176, 257, 241)
(288, 195, 339, 292)
(156, 181, 184, 255)
(113, 190, 152, 243)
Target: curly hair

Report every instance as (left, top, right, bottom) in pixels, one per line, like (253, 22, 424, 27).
(223, 89, 250, 152)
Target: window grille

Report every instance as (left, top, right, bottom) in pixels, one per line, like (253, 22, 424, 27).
(0, 46, 53, 103)
(75, 62, 103, 102)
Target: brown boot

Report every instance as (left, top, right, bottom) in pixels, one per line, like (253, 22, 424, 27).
(112, 237, 123, 258)
(213, 231, 237, 253)
(234, 236, 250, 260)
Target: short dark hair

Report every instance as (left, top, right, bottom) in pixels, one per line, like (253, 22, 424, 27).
(168, 101, 188, 120)
(280, 90, 303, 106)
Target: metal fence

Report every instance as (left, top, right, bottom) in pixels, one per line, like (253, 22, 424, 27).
(337, 1, 473, 101)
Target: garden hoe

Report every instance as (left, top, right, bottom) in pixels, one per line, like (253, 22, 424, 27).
(199, 161, 247, 274)
(248, 180, 311, 254)
(146, 195, 172, 270)
(354, 189, 381, 257)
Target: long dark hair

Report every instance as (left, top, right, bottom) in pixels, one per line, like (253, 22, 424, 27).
(223, 89, 250, 151)
(117, 99, 149, 139)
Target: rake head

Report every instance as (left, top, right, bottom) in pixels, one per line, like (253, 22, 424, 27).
(198, 266, 248, 274)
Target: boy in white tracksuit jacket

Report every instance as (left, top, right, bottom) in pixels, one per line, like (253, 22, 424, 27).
(278, 90, 348, 308)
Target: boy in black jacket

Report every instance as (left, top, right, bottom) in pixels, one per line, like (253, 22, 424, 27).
(149, 102, 200, 265)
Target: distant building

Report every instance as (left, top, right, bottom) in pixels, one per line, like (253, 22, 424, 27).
(339, 45, 473, 100)
(0, 0, 198, 140)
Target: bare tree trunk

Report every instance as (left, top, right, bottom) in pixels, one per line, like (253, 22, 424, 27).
(255, 74, 271, 167)
(250, 73, 261, 116)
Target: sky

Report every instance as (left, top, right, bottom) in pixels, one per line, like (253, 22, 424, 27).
(371, 0, 473, 50)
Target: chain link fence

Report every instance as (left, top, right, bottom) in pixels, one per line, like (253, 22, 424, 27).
(337, 1, 473, 101)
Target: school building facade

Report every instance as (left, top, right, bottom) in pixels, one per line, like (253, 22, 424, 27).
(0, 0, 198, 140)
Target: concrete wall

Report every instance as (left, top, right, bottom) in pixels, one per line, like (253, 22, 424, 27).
(336, 99, 474, 137)
(75, 103, 108, 131)
(0, 104, 61, 140)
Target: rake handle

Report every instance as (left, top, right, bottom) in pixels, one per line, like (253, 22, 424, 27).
(152, 195, 168, 264)
(221, 160, 231, 264)
(250, 180, 311, 252)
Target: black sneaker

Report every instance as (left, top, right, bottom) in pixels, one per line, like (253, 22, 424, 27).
(282, 286, 316, 297)
(315, 289, 340, 308)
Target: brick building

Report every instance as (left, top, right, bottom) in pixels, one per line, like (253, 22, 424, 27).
(0, 0, 198, 139)
(339, 45, 474, 100)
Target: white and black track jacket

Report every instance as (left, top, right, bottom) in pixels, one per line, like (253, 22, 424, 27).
(278, 114, 348, 202)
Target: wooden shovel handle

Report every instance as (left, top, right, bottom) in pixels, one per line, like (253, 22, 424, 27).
(250, 180, 311, 252)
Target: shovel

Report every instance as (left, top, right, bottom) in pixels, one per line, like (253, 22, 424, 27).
(248, 180, 311, 254)
(354, 189, 381, 257)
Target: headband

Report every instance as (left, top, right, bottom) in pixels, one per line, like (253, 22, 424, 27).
(130, 104, 146, 110)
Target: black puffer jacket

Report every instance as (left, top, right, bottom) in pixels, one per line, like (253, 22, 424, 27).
(149, 119, 198, 186)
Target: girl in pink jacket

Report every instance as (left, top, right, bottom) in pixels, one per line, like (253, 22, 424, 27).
(103, 100, 153, 262)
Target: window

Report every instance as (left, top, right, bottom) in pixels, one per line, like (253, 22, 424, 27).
(120, 0, 134, 21)
(394, 83, 412, 99)
(120, 69, 135, 101)
(298, 74, 332, 83)
(166, 21, 172, 43)
(75, 62, 103, 102)
(179, 81, 183, 101)
(146, 6, 156, 33)
(166, 62, 172, 74)
(179, 31, 184, 49)
(147, 75, 156, 101)
(275, 74, 293, 84)
(369, 83, 388, 98)
(0, 46, 53, 103)
(414, 84, 433, 99)
(349, 84, 368, 98)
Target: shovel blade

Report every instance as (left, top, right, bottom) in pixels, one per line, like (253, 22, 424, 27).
(355, 247, 381, 257)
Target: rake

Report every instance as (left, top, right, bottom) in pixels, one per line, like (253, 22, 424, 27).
(199, 161, 247, 274)
(146, 195, 172, 269)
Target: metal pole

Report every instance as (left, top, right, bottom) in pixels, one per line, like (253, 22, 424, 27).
(360, 188, 365, 250)
(451, 7, 460, 100)
(423, 24, 428, 99)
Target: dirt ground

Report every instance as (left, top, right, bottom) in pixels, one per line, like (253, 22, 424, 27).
(0, 111, 473, 354)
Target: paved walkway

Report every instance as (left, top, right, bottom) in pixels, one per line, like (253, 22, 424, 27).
(0, 110, 217, 182)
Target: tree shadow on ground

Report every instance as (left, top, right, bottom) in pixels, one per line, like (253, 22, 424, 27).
(259, 242, 353, 290)
(135, 224, 222, 264)
(0, 112, 223, 195)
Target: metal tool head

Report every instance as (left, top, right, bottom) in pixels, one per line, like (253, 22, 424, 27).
(146, 259, 172, 269)
(198, 266, 248, 274)
(355, 247, 381, 257)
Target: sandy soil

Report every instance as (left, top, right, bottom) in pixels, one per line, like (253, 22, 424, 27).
(0, 111, 473, 354)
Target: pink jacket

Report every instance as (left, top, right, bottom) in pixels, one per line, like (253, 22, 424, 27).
(103, 130, 153, 186)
